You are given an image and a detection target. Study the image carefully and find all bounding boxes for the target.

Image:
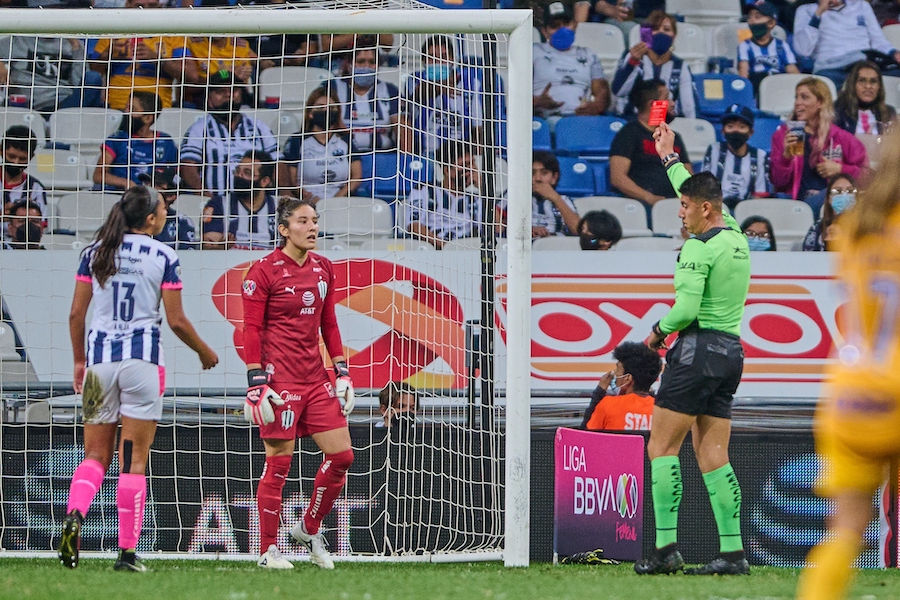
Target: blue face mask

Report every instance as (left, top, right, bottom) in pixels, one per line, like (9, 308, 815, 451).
(425, 64, 450, 82)
(830, 192, 856, 215)
(607, 376, 620, 396)
(650, 32, 673, 55)
(549, 26, 576, 51)
(747, 236, 771, 251)
(352, 66, 376, 89)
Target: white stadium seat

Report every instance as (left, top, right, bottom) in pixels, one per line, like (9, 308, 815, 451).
(440, 237, 508, 252)
(49, 107, 123, 156)
(152, 108, 207, 146)
(0, 321, 20, 361)
(650, 197, 683, 237)
(572, 196, 652, 237)
(258, 66, 334, 110)
(734, 198, 814, 248)
(316, 196, 394, 238)
(358, 237, 436, 251)
(668, 0, 742, 27)
(54, 191, 122, 237)
(613, 236, 680, 251)
(883, 24, 900, 52)
(882, 75, 900, 114)
(759, 74, 837, 118)
(28, 149, 93, 192)
(531, 235, 581, 251)
(40, 233, 88, 251)
(670, 117, 717, 163)
(0, 107, 47, 148)
(575, 23, 626, 79)
(173, 194, 208, 224)
(240, 107, 301, 151)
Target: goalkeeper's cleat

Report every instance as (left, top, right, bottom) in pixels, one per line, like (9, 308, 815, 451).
(290, 521, 335, 569)
(257, 544, 294, 569)
(559, 548, 621, 565)
(113, 550, 148, 572)
(684, 553, 750, 576)
(634, 545, 685, 575)
(58, 509, 83, 569)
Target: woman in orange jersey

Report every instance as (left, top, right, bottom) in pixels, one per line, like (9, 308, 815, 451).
(797, 130, 900, 600)
(581, 342, 662, 431)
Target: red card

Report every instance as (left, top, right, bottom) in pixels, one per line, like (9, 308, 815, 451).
(648, 100, 668, 127)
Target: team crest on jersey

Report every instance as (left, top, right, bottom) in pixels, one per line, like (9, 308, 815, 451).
(324, 382, 335, 398)
(302, 291, 315, 306)
(274, 260, 284, 266)
(283, 268, 291, 278)
(318, 279, 328, 300)
(281, 407, 295, 430)
(242, 279, 256, 296)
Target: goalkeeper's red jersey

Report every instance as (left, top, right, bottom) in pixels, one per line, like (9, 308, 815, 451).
(241, 248, 344, 386)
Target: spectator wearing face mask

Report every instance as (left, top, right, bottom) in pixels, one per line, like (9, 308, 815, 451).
(802, 173, 857, 251)
(2, 199, 43, 250)
(532, 1, 610, 120)
(738, 1, 799, 95)
(793, 0, 900, 90)
(701, 104, 770, 211)
(0, 125, 47, 224)
(741, 215, 778, 251)
(577, 209, 623, 250)
(378, 381, 419, 429)
(581, 341, 663, 431)
(611, 10, 697, 118)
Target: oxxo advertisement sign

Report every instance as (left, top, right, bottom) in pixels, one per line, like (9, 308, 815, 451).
(554, 428, 644, 560)
(2, 251, 840, 398)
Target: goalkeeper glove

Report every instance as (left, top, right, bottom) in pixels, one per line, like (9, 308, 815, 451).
(334, 361, 354, 416)
(244, 369, 283, 427)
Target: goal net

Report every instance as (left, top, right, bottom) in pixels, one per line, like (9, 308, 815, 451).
(0, 5, 533, 565)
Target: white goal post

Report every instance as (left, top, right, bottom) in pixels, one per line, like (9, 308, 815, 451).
(0, 7, 533, 567)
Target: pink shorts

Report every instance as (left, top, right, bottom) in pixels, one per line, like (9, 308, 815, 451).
(259, 380, 347, 440)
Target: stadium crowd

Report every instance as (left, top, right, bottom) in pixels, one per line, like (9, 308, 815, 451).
(0, 0, 897, 251)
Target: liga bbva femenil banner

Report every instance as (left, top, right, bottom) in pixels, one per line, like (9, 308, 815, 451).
(553, 427, 643, 560)
(0, 250, 839, 397)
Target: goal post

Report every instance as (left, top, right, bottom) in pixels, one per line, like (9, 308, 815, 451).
(0, 7, 533, 566)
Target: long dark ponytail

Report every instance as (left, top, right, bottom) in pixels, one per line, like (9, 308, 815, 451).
(87, 186, 159, 287)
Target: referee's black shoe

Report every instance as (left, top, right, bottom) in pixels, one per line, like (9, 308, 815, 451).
(685, 551, 750, 575)
(634, 544, 684, 575)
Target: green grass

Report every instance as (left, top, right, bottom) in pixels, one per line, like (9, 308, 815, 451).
(2, 558, 899, 600)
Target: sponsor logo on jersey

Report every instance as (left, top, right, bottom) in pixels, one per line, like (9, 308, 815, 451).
(280, 390, 302, 402)
(281, 407, 295, 430)
(302, 291, 315, 306)
(274, 260, 284, 266)
(285, 286, 296, 295)
(318, 279, 328, 300)
(242, 279, 256, 296)
(299, 307, 316, 315)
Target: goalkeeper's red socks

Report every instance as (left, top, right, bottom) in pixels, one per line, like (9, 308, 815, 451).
(67, 458, 106, 516)
(303, 449, 354, 535)
(258, 455, 292, 553)
(117, 473, 146, 549)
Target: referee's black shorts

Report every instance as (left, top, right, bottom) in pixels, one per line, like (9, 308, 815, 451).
(655, 328, 744, 419)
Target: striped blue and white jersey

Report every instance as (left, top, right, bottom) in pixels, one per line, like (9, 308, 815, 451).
(76, 234, 183, 367)
(737, 38, 797, 75)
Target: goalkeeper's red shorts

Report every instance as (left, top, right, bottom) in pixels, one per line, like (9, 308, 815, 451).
(259, 379, 347, 440)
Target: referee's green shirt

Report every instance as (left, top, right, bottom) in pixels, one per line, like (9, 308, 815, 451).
(658, 162, 751, 338)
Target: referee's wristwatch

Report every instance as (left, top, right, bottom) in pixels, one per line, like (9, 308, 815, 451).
(652, 321, 665, 337)
(660, 153, 680, 168)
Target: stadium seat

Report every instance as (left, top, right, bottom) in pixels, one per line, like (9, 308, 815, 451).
(0, 321, 20, 361)
(533, 27, 541, 43)
(240, 107, 301, 151)
(0, 107, 47, 148)
(650, 197, 683, 237)
(440, 237, 508, 252)
(358, 237, 436, 251)
(591, 161, 610, 195)
(574, 23, 626, 78)
(882, 75, 900, 114)
(748, 116, 783, 154)
(555, 157, 595, 197)
(884, 24, 900, 51)
(733, 198, 814, 247)
(316, 196, 395, 238)
(710, 23, 787, 68)
(613, 236, 680, 251)
(54, 191, 121, 237)
(28, 149, 93, 191)
(40, 233, 87, 251)
(49, 107, 123, 156)
(758, 74, 837, 118)
(258, 66, 334, 110)
(151, 108, 206, 146)
(531, 235, 581, 251)
(174, 194, 208, 224)
(693, 73, 756, 119)
(572, 196, 652, 237)
(628, 20, 709, 73)
(670, 117, 717, 162)
(555, 116, 626, 157)
(667, 0, 741, 27)
(372, 153, 433, 200)
(533, 118, 552, 152)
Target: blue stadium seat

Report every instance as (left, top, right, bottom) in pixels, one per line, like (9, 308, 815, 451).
(554, 116, 626, 157)
(748, 117, 783, 154)
(556, 157, 595, 197)
(372, 153, 433, 200)
(355, 154, 374, 198)
(591, 161, 612, 196)
(533, 118, 552, 152)
(693, 73, 756, 120)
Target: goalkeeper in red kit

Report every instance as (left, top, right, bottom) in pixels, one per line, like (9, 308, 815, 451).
(241, 196, 354, 570)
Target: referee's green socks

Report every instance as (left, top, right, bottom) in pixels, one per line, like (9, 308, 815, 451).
(703, 463, 744, 553)
(651, 456, 683, 549)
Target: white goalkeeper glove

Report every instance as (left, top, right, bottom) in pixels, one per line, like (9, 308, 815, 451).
(334, 361, 354, 416)
(244, 369, 283, 426)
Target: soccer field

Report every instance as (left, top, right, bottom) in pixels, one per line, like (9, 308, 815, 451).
(2, 559, 899, 600)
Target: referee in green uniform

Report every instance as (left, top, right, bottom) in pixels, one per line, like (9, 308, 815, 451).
(634, 121, 752, 576)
